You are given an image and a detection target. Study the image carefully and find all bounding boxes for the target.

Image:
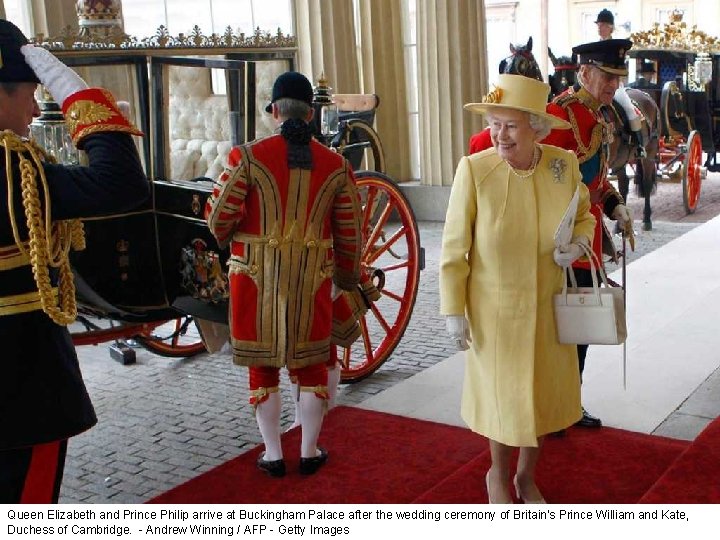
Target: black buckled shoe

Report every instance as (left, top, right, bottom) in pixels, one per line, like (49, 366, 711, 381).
(575, 408, 602, 428)
(257, 452, 286, 478)
(299, 447, 328, 475)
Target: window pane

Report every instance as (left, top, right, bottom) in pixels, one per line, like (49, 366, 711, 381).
(167, 0, 213, 34)
(405, 45, 418, 112)
(252, 0, 293, 35)
(122, 0, 168, 38)
(409, 113, 420, 180)
(4, 0, 33, 36)
(211, 0, 254, 34)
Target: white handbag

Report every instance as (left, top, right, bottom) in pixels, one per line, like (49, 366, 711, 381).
(553, 245, 627, 345)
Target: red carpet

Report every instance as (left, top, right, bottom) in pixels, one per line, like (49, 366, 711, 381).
(149, 406, 707, 504)
(639, 417, 720, 504)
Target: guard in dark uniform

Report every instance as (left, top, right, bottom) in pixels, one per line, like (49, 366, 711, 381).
(0, 19, 149, 503)
(543, 39, 635, 429)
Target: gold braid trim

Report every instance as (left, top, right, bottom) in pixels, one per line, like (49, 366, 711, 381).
(1, 131, 85, 325)
(562, 106, 603, 164)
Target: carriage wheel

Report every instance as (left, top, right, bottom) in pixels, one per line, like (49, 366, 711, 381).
(134, 316, 207, 358)
(337, 119, 386, 174)
(682, 130, 703, 214)
(339, 171, 421, 383)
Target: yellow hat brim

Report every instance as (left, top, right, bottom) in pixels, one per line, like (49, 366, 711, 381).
(463, 103, 572, 130)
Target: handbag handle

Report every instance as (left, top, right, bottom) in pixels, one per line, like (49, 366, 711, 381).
(561, 244, 610, 304)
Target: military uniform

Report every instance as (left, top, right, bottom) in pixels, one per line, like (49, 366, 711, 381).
(0, 20, 148, 502)
(543, 85, 623, 268)
(542, 39, 633, 428)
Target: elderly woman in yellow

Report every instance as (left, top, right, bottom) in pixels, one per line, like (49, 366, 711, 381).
(439, 74, 596, 504)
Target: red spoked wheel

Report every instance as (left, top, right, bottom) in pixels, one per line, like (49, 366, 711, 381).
(682, 130, 703, 214)
(339, 171, 422, 383)
(134, 316, 207, 358)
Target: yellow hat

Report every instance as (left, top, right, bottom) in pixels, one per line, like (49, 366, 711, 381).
(464, 74, 571, 130)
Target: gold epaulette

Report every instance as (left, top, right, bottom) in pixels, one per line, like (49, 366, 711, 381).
(63, 88, 143, 145)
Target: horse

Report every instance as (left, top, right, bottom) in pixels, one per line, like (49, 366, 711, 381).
(548, 48, 578, 97)
(606, 90, 661, 230)
(499, 36, 544, 81)
(545, 46, 660, 230)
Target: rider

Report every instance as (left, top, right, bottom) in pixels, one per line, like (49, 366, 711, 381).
(595, 8, 646, 158)
(0, 19, 148, 503)
(543, 38, 634, 429)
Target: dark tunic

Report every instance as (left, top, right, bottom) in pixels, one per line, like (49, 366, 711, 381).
(0, 132, 149, 450)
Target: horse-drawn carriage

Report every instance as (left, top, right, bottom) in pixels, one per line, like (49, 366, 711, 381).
(628, 10, 720, 215)
(33, 29, 422, 383)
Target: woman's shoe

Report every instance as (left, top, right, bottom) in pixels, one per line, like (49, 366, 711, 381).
(513, 475, 546, 504)
(485, 473, 512, 504)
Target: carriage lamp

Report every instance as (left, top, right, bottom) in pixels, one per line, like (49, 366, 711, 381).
(693, 53, 713, 86)
(30, 87, 79, 165)
(313, 74, 339, 144)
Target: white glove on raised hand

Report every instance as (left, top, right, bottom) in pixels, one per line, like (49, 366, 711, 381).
(446, 315, 471, 351)
(553, 241, 586, 268)
(20, 45, 87, 106)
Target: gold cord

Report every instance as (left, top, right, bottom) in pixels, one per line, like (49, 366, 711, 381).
(1, 130, 85, 325)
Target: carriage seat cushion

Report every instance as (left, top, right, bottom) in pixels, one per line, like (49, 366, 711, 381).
(333, 93, 379, 112)
(169, 85, 232, 180)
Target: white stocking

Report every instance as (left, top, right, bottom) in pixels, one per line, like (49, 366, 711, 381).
(286, 381, 302, 431)
(255, 391, 283, 461)
(299, 390, 326, 459)
(327, 364, 341, 410)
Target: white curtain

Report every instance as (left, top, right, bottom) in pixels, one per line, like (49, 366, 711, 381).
(355, 0, 411, 182)
(417, 0, 488, 186)
(294, 0, 360, 93)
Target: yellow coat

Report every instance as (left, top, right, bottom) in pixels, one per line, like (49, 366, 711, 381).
(439, 145, 595, 447)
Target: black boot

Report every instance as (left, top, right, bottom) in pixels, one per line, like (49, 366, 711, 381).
(575, 407, 602, 428)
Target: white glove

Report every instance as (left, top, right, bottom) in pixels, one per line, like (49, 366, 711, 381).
(20, 45, 87, 106)
(331, 283, 342, 301)
(446, 315, 471, 351)
(612, 204, 632, 226)
(553, 241, 585, 268)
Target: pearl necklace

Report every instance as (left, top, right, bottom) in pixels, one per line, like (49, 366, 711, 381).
(506, 145, 541, 178)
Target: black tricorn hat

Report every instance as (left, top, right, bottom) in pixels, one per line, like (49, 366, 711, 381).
(0, 19, 40, 84)
(265, 71, 314, 113)
(572, 38, 632, 76)
(595, 9, 614, 25)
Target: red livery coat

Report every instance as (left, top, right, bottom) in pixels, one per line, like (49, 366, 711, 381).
(206, 135, 363, 369)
